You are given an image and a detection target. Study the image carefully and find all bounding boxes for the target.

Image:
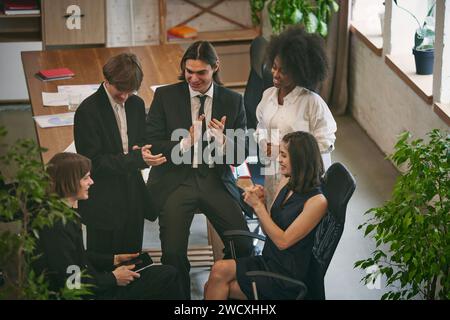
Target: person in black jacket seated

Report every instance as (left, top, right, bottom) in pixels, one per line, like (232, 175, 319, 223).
(204, 131, 328, 300)
(34, 152, 183, 299)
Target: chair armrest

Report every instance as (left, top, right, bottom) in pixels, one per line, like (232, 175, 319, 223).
(223, 230, 266, 259)
(223, 230, 266, 241)
(245, 271, 308, 300)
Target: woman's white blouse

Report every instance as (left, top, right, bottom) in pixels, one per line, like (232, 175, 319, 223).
(255, 86, 337, 153)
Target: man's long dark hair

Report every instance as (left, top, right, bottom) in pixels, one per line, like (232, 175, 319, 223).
(178, 41, 222, 85)
(282, 131, 324, 194)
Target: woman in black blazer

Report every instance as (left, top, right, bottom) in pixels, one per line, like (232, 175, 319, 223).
(33, 152, 182, 299)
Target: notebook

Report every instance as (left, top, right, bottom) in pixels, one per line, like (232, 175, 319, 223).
(37, 68, 75, 81)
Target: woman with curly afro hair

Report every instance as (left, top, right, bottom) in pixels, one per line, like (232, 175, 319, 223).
(255, 25, 337, 207)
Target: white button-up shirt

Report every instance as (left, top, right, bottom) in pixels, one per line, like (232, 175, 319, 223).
(104, 83, 128, 154)
(256, 86, 337, 153)
(181, 83, 226, 167)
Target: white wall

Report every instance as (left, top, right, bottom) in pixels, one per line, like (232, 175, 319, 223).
(349, 36, 448, 156)
(0, 42, 42, 101)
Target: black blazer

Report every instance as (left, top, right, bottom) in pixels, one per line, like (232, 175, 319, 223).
(145, 81, 249, 213)
(74, 84, 156, 230)
(33, 219, 116, 297)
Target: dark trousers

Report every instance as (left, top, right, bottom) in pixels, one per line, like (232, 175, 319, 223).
(159, 170, 253, 299)
(87, 220, 144, 254)
(100, 265, 184, 300)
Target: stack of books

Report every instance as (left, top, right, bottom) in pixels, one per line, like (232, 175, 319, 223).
(36, 68, 75, 81)
(3, 0, 40, 15)
(167, 25, 198, 39)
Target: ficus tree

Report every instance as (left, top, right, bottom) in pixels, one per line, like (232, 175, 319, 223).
(355, 129, 449, 300)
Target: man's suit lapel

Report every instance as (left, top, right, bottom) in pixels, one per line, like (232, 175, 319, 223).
(212, 84, 221, 122)
(97, 84, 123, 152)
(125, 98, 137, 145)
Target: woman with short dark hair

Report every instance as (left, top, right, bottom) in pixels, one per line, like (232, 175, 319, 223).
(256, 26, 337, 207)
(34, 152, 183, 299)
(204, 132, 328, 300)
(46, 152, 92, 200)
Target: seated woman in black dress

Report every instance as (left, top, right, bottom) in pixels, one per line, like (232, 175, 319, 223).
(34, 152, 183, 299)
(204, 131, 328, 300)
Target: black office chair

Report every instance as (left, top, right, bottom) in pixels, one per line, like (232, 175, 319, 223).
(261, 61, 273, 91)
(224, 162, 356, 300)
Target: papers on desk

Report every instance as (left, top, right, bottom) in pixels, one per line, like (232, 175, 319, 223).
(42, 84, 99, 107)
(64, 141, 77, 153)
(58, 84, 99, 95)
(42, 92, 69, 107)
(33, 112, 75, 128)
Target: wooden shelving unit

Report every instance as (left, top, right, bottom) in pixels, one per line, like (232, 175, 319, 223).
(158, 0, 260, 45)
(0, 12, 41, 18)
(0, 1, 43, 42)
(158, 0, 258, 88)
(166, 28, 260, 44)
(0, 0, 106, 48)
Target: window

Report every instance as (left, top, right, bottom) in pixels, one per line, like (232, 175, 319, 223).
(350, 0, 449, 125)
(351, 0, 384, 53)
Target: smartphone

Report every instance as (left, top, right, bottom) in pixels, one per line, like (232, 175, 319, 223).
(116, 253, 153, 273)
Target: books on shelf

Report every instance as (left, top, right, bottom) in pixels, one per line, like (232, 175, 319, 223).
(4, 9, 40, 15)
(3, 0, 40, 15)
(36, 68, 75, 81)
(167, 25, 198, 39)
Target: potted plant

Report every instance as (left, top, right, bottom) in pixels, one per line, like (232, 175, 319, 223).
(354, 129, 449, 300)
(0, 126, 90, 299)
(250, 0, 339, 36)
(394, 0, 436, 75)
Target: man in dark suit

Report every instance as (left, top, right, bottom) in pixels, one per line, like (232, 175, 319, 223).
(74, 53, 166, 255)
(145, 41, 253, 299)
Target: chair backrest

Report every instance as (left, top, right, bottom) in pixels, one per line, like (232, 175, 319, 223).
(250, 36, 268, 78)
(307, 162, 356, 299)
(244, 36, 269, 130)
(261, 62, 273, 90)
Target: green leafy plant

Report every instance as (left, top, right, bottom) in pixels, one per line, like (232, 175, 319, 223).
(394, 0, 436, 51)
(355, 129, 450, 300)
(0, 126, 91, 299)
(250, 0, 339, 36)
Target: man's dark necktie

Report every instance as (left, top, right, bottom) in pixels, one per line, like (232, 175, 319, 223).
(197, 95, 209, 175)
(198, 95, 207, 147)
